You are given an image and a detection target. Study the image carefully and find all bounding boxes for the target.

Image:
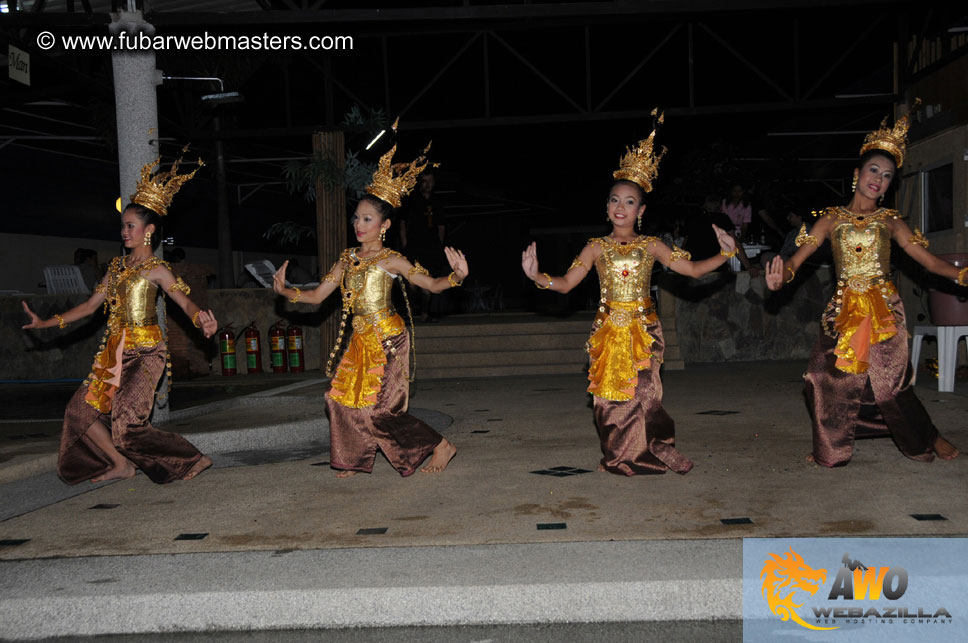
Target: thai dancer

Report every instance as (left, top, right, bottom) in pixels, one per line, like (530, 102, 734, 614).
(521, 113, 737, 475)
(23, 152, 217, 484)
(765, 102, 964, 466)
(274, 141, 464, 477)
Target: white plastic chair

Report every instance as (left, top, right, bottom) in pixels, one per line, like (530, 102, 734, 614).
(911, 324, 968, 392)
(42, 265, 89, 295)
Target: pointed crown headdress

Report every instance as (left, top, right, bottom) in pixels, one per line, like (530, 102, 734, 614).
(131, 144, 205, 216)
(859, 98, 921, 168)
(613, 108, 667, 193)
(365, 118, 437, 208)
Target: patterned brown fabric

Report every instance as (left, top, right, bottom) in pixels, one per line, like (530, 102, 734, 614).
(593, 318, 694, 475)
(58, 342, 204, 484)
(326, 330, 442, 476)
(804, 296, 938, 466)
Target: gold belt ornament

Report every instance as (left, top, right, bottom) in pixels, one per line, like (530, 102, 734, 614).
(846, 275, 871, 293)
(351, 308, 399, 334)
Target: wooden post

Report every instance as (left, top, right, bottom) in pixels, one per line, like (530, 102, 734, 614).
(313, 131, 347, 370)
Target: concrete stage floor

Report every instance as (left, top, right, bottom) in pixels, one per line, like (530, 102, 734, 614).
(0, 361, 966, 639)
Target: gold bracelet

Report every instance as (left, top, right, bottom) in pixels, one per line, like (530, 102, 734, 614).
(958, 266, 968, 287)
(54, 314, 67, 329)
(409, 262, 430, 279)
(719, 248, 737, 258)
(795, 224, 818, 247)
(909, 228, 929, 249)
(447, 272, 464, 288)
(289, 287, 301, 304)
(536, 272, 553, 290)
(191, 311, 201, 328)
(785, 266, 796, 284)
(669, 246, 691, 263)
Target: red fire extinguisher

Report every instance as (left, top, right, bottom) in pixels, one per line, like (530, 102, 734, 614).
(242, 322, 262, 374)
(218, 323, 237, 376)
(286, 323, 305, 373)
(268, 320, 288, 373)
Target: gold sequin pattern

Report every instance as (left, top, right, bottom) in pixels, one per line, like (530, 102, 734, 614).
(591, 236, 657, 303)
(585, 299, 659, 401)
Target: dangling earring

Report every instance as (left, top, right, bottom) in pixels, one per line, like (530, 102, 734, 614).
(637, 212, 642, 230)
(379, 227, 386, 242)
(851, 174, 857, 193)
(143, 231, 152, 246)
(606, 209, 610, 222)
(878, 194, 884, 206)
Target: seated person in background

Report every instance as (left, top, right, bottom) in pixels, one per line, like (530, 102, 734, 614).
(684, 194, 759, 274)
(778, 207, 831, 265)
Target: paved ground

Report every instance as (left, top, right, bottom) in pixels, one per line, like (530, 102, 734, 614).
(0, 362, 965, 639)
(2, 362, 966, 559)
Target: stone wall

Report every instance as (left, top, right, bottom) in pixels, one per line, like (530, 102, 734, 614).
(660, 266, 833, 363)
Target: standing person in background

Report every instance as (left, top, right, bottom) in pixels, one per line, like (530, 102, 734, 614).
(400, 169, 447, 322)
(684, 194, 758, 272)
(722, 182, 752, 241)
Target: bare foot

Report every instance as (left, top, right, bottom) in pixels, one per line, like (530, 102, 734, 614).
(420, 438, 457, 473)
(933, 436, 960, 460)
(805, 453, 815, 463)
(183, 455, 213, 481)
(597, 464, 607, 472)
(91, 461, 136, 483)
(335, 469, 358, 478)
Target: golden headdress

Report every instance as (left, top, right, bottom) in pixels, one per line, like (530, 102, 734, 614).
(859, 99, 920, 168)
(130, 145, 205, 216)
(365, 118, 435, 208)
(613, 109, 667, 193)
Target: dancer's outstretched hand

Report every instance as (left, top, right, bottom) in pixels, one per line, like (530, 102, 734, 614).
(712, 225, 736, 255)
(197, 310, 218, 338)
(20, 301, 44, 329)
(444, 247, 469, 280)
(272, 260, 289, 295)
(521, 242, 539, 280)
(765, 255, 785, 291)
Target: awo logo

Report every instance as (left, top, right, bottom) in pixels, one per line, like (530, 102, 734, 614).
(760, 547, 953, 632)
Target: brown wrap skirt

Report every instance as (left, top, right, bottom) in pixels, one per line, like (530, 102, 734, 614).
(57, 342, 205, 485)
(591, 315, 694, 476)
(326, 330, 442, 476)
(804, 295, 938, 466)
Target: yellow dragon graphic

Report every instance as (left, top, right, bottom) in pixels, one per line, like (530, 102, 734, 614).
(761, 547, 838, 631)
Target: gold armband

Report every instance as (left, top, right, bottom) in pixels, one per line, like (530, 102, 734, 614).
(795, 224, 818, 247)
(54, 314, 67, 329)
(94, 283, 106, 295)
(167, 277, 191, 295)
(909, 227, 929, 249)
(323, 267, 341, 283)
(719, 248, 737, 258)
(536, 272, 553, 290)
(958, 266, 968, 287)
(408, 262, 430, 279)
(668, 246, 691, 263)
(568, 256, 585, 271)
(447, 272, 464, 288)
(191, 311, 202, 328)
(289, 287, 302, 304)
(785, 266, 796, 284)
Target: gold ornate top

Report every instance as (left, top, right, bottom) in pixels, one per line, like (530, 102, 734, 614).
(104, 256, 168, 333)
(828, 211, 893, 282)
(339, 248, 400, 316)
(365, 141, 434, 208)
(795, 224, 818, 247)
(859, 99, 920, 168)
(612, 109, 666, 193)
(590, 236, 658, 302)
(131, 145, 204, 216)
